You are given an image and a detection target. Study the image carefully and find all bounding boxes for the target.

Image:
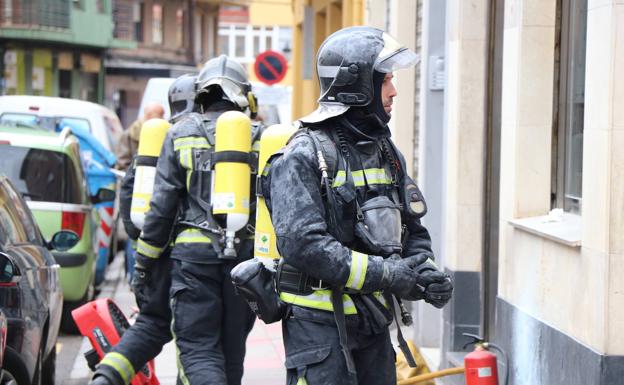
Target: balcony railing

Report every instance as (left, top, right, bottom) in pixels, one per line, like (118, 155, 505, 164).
(0, 0, 70, 29)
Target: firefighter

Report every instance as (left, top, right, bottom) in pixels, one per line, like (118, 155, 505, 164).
(134, 55, 260, 385)
(263, 27, 453, 384)
(89, 73, 197, 385)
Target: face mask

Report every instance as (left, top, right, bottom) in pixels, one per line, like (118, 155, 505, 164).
(354, 195, 402, 257)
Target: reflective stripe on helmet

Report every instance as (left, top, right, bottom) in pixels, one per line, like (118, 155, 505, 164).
(345, 251, 368, 291)
(280, 290, 357, 314)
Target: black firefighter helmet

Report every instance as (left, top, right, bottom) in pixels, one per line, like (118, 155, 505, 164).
(195, 55, 257, 118)
(168, 73, 197, 123)
(301, 26, 419, 125)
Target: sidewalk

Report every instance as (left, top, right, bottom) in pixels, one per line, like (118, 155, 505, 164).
(69, 255, 286, 384)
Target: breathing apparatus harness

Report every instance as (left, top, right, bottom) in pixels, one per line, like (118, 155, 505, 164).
(276, 122, 422, 372)
(177, 113, 261, 258)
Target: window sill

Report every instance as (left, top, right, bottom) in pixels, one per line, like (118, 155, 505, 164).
(508, 212, 581, 247)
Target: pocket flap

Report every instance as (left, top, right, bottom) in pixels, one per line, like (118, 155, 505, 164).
(285, 345, 332, 369)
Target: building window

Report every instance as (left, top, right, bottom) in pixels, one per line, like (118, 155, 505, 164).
(152, 4, 163, 45)
(73, 0, 84, 10)
(133, 2, 144, 42)
(176, 8, 184, 48)
(218, 25, 290, 64)
(553, 0, 587, 214)
(97, 0, 106, 13)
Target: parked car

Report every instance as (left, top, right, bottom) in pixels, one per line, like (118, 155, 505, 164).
(0, 95, 122, 152)
(0, 175, 79, 384)
(0, 125, 114, 333)
(0, 309, 6, 382)
(0, 96, 122, 286)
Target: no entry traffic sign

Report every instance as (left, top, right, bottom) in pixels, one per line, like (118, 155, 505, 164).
(254, 50, 288, 86)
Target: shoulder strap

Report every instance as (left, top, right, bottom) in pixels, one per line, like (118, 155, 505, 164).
(295, 126, 340, 183)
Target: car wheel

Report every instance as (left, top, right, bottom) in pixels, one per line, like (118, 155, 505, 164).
(2, 350, 30, 385)
(41, 346, 55, 385)
(1, 369, 19, 385)
(60, 276, 95, 334)
(32, 348, 42, 385)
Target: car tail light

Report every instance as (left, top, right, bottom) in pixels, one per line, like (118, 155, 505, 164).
(0, 140, 10, 145)
(62, 211, 86, 237)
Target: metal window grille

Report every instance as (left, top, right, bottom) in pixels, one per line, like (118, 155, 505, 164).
(0, 0, 70, 29)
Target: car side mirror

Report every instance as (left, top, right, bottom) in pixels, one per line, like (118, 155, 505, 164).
(0, 252, 21, 285)
(91, 188, 116, 204)
(49, 230, 80, 252)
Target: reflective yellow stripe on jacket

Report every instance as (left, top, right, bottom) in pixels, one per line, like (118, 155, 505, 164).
(99, 352, 135, 384)
(345, 251, 368, 291)
(137, 239, 165, 259)
(173, 136, 211, 189)
(332, 168, 393, 187)
(280, 290, 357, 314)
(175, 228, 212, 244)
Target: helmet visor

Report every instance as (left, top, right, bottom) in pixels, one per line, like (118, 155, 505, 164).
(374, 32, 420, 73)
(198, 77, 249, 108)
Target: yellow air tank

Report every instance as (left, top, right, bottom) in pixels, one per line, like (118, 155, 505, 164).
(254, 124, 296, 264)
(212, 111, 252, 258)
(130, 118, 171, 229)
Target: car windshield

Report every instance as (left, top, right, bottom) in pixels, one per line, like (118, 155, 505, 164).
(0, 145, 83, 204)
(0, 113, 92, 134)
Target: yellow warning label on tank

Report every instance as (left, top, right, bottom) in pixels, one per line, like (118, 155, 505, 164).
(255, 232, 271, 254)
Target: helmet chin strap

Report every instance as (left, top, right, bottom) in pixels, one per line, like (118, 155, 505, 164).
(341, 71, 391, 140)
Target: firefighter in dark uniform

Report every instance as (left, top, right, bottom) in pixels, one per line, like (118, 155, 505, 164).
(265, 27, 454, 384)
(89, 73, 197, 385)
(135, 55, 259, 385)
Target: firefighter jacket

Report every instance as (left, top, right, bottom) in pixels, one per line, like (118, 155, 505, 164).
(137, 110, 262, 264)
(265, 119, 433, 317)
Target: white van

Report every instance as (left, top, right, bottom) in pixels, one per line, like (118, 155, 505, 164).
(137, 77, 175, 121)
(0, 95, 123, 152)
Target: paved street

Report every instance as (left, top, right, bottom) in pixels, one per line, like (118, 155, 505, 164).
(55, 253, 286, 384)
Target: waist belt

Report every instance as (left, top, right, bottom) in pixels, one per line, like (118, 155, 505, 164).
(276, 262, 329, 295)
(276, 262, 356, 376)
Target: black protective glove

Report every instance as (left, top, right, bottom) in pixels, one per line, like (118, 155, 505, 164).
(89, 376, 116, 385)
(380, 257, 426, 301)
(416, 267, 453, 308)
(89, 365, 125, 385)
(131, 252, 154, 310)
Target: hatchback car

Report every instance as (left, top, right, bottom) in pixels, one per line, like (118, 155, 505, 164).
(0, 96, 122, 286)
(0, 175, 78, 384)
(0, 125, 113, 332)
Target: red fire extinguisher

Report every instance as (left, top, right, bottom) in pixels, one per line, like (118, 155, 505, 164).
(463, 333, 508, 385)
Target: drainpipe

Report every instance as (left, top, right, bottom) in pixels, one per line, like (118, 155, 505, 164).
(187, 0, 196, 66)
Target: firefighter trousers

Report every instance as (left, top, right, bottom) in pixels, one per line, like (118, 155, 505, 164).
(170, 259, 256, 385)
(282, 305, 396, 385)
(97, 252, 174, 384)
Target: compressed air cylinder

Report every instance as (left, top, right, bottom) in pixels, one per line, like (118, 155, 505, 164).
(212, 111, 252, 257)
(130, 118, 171, 229)
(254, 124, 297, 263)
